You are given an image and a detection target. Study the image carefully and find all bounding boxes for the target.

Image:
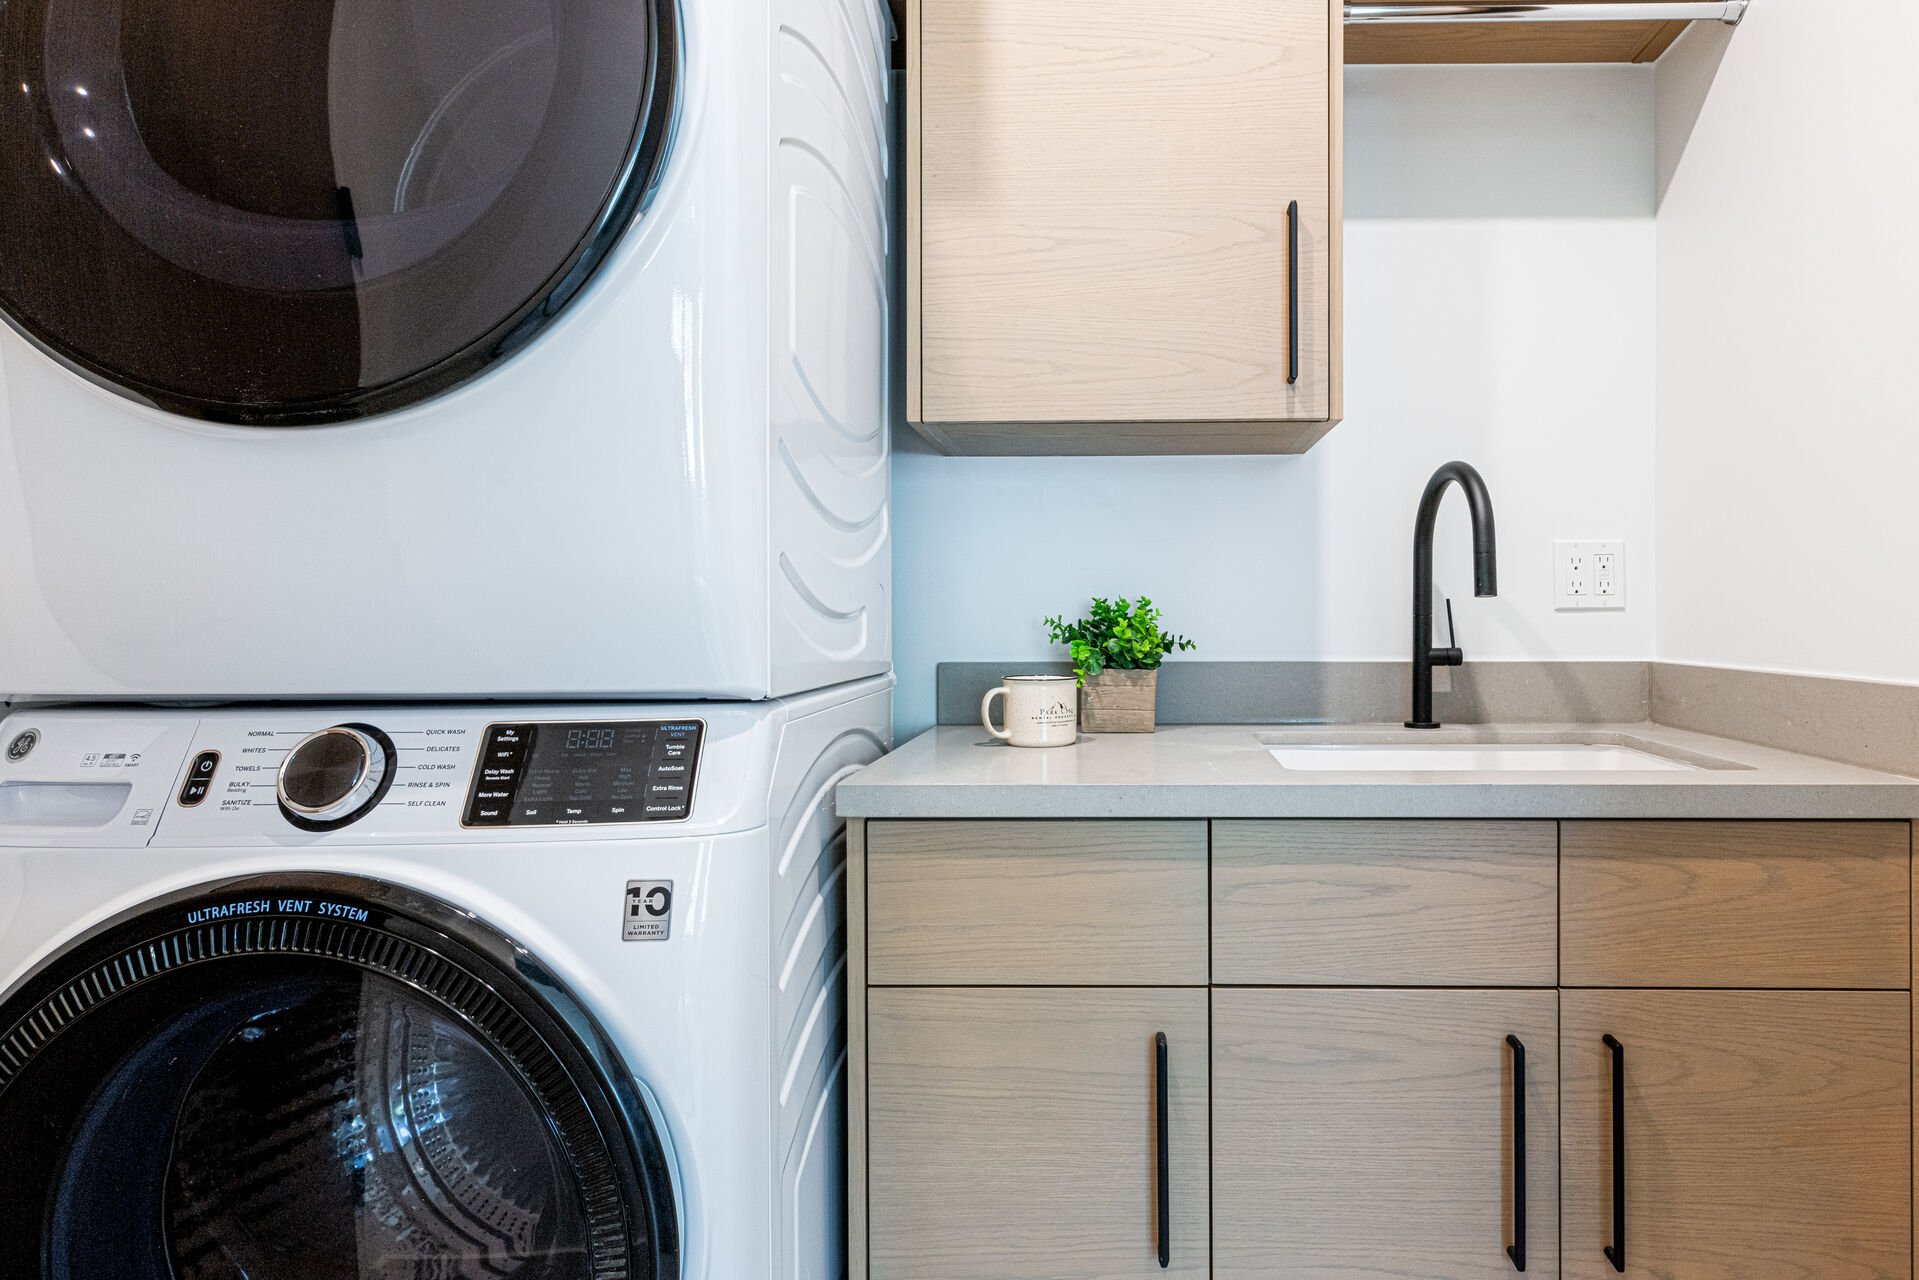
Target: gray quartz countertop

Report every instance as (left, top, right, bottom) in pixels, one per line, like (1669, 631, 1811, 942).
(837, 723, 1919, 820)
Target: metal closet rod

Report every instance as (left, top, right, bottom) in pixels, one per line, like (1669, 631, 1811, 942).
(1346, 2, 1747, 24)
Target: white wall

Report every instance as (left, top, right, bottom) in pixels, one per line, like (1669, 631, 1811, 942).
(892, 66, 1660, 737)
(1655, 2, 1919, 683)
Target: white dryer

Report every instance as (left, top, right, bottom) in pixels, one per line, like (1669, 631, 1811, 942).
(0, 0, 891, 702)
(0, 675, 888, 1278)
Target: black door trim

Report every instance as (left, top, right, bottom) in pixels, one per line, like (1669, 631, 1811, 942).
(0, 871, 680, 1279)
(0, 0, 679, 425)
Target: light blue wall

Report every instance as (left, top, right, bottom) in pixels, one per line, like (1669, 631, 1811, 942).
(891, 66, 1661, 740)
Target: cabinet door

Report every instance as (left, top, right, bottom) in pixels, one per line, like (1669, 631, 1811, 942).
(1215, 988, 1559, 1279)
(1562, 990, 1911, 1279)
(912, 0, 1339, 442)
(868, 988, 1209, 1279)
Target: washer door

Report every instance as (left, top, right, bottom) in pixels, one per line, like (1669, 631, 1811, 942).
(0, 0, 674, 424)
(0, 874, 680, 1280)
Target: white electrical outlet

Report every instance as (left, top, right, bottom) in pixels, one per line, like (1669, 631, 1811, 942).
(1556, 540, 1625, 611)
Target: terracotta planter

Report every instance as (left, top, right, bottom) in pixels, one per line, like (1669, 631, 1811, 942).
(1079, 667, 1159, 733)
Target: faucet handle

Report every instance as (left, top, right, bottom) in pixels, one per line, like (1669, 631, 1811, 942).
(1434, 597, 1465, 668)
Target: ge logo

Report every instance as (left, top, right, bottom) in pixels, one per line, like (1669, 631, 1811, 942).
(6, 729, 38, 762)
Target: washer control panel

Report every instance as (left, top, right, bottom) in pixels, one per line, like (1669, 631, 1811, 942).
(463, 720, 703, 826)
(0, 705, 746, 847)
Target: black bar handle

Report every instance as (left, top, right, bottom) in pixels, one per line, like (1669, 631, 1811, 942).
(1507, 1034, 1527, 1272)
(1604, 1034, 1625, 1273)
(1286, 199, 1301, 385)
(1155, 1031, 1170, 1269)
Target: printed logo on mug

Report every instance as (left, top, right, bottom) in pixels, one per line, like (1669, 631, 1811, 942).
(981, 675, 1079, 748)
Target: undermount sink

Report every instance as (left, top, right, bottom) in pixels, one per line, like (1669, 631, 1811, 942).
(1257, 730, 1746, 773)
(1267, 743, 1696, 772)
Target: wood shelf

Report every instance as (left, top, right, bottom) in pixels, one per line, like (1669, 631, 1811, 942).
(1347, 8, 1689, 63)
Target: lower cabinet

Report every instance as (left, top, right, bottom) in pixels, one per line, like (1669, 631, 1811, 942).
(866, 987, 1211, 1279)
(1560, 990, 1912, 1280)
(1214, 988, 1560, 1279)
(852, 819, 1916, 1279)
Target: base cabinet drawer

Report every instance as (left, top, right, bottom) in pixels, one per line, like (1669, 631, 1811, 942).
(1561, 821, 1910, 987)
(1213, 820, 1557, 985)
(1561, 990, 1912, 1279)
(867, 987, 1210, 1279)
(866, 820, 1208, 985)
(1214, 988, 1559, 1278)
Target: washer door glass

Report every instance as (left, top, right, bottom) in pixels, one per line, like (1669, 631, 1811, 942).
(0, 0, 674, 423)
(0, 878, 679, 1280)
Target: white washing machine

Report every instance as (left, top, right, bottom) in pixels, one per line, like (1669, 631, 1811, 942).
(0, 675, 888, 1278)
(0, 0, 891, 702)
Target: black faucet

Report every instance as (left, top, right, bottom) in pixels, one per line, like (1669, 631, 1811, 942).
(1408, 461, 1498, 729)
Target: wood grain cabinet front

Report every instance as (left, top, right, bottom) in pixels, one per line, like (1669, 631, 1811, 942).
(1212, 819, 1557, 985)
(848, 816, 1916, 1280)
(865, 819, 1208, 985)
(907, 0, 1343, 455)
(1214, 988, 1560, 1279)
(867, 987, 1210, 1280)
(1561, 820, 1911, 988)
(1560, 989, 1912, 1279)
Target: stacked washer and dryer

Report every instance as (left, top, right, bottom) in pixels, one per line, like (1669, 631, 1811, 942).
(0, 0, 892, 1273)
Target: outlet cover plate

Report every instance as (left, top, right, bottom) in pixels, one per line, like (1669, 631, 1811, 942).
(1556, 539, 1625, 611)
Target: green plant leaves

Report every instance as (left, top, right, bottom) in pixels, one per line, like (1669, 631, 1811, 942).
(1043, 596, 1196, 685)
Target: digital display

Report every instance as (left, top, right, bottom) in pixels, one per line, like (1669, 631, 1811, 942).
(463, 720, 702, 826)
(565, 727, 617, 751)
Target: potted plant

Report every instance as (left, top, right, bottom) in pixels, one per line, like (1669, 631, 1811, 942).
(1044, 596, 1196, 733)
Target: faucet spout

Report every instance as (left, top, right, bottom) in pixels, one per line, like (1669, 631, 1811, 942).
(1409, 461, 1498, 729)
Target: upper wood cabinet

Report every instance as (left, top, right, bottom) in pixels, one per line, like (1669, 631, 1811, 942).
(905, 0, 1343, 455)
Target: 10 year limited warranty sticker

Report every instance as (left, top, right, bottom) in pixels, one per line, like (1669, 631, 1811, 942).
(623, 881, 674, 941)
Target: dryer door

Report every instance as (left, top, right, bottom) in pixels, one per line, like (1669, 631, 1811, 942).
(0, 0, 674, 424)
(0, 874, 680, 1280)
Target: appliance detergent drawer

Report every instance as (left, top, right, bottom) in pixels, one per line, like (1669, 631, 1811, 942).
(0, 781, 132, 828)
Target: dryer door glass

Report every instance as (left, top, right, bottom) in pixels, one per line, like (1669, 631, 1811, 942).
(0, 878, 679, 1279)
(0, 0, 674, 424)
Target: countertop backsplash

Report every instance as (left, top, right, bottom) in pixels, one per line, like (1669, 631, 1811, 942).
(938, 660, 1919, 780)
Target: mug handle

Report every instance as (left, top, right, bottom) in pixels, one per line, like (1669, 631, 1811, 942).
(981, 686, 1012, 740)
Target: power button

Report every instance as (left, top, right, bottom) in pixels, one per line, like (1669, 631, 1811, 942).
(179, 750, 220, 807)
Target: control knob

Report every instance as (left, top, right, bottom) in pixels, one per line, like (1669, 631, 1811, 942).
(276, 725, 393, 829)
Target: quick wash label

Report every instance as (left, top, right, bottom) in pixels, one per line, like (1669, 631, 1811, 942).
(623, 881, 674, 941)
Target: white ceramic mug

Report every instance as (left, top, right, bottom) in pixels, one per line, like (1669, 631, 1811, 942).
(981, 675, 1079, 748)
